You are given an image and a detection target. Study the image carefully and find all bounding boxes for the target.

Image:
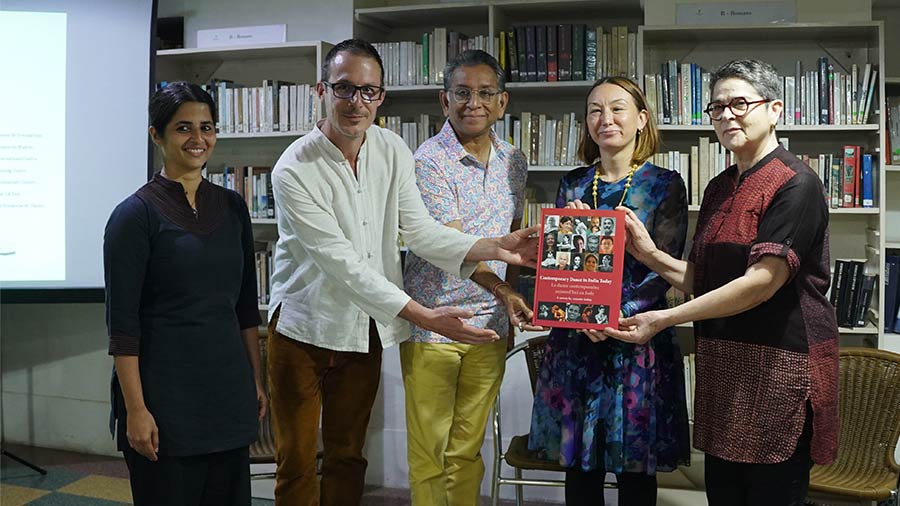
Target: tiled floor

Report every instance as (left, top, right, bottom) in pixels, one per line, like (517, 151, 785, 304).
(1, 444, 561, 506)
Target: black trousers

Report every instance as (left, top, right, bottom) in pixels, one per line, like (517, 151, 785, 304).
(704, 402, 815, 506)
(565, 468, 658, 506)
(123, 445, 251, 506)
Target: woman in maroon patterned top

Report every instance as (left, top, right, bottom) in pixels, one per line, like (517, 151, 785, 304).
(604, 59, 839, 505)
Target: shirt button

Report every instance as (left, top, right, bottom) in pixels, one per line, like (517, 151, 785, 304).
(357, 188, 363, 194)
(367, 252, 374, 259)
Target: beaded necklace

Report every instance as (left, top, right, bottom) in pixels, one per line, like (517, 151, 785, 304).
(592, 162, 640, 209)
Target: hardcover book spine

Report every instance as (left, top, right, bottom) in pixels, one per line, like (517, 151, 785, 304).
(546, 25, 558, 82)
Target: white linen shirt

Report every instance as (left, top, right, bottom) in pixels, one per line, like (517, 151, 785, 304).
(268, 122, 479, 352)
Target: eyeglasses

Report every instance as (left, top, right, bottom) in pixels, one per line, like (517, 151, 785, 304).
(447, 88, 502, 103)
(323, 81, 384, 103)
(704, 97, 771, 121)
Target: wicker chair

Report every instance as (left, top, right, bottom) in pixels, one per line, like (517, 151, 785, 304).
(489, 335, 615, 506)
(807, 347, 900, 506)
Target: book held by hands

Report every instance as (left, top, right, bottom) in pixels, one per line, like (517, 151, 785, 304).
(532, 208, 625, 330)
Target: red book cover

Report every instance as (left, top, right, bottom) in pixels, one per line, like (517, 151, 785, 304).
(841, 145, 858, 208)
(532, 208, 625, 330)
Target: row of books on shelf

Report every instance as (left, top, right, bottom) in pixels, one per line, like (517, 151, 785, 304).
(644, 58, 878, 127)
(202, 166, 276, 219)
(654, 140, 876, 208)
(255, 243, 274, 305)
(830, 259, 876, 329)
(377, 115, 440, 154)
(499, 24, 636, 83)
(882, 254, 900, 334)
(378, 111, 586, 167)
(509, 112, 585, 167)
(174, 79, 319, 135)
(374, 33, 490, 87)
(887, 96, 900, 164)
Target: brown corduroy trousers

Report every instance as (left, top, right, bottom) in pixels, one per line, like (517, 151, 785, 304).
(267, 308, 382, 506)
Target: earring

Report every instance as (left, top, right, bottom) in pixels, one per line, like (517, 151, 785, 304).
(769, 123, 776, 132)
(637, 128, 643, 137)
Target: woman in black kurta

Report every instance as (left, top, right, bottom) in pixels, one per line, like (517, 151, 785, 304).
(104, 82, 264, 506)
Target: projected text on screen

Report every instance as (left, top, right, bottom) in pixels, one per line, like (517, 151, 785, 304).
(0, 11, 67, 281)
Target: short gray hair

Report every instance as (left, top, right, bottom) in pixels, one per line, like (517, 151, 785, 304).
(443, 49, 506, 91)
(710, 59, 782, 101)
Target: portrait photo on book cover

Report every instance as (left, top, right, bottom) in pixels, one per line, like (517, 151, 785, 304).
(532, 208, 625, 330)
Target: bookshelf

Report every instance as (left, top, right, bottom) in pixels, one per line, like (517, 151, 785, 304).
(884, 76, 900, 347)
(354, 0, 644, 168)
(155, 40, 334, 311)
(639, 22, 888, 348)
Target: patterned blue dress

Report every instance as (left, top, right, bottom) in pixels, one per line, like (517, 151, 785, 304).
(528, 161, 691, 474)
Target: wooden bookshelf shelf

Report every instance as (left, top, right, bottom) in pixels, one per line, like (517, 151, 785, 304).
(838, 322, 880, 335)
(659, 124, 879, 133)
(687, 205, 875, 214)
(886, 241, 900, 249)
(157, 41, 322, 62)
(886, 165, 900, 172)
(251, 218, 277, 225)
(355, 3, 488, 29)
(218, 130, 310, 139)
(640, 22, 880, 45)
(828, 208, 880, 215)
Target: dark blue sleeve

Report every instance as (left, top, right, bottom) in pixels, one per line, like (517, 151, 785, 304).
(104, 195, 150, 356)
(232, 192, 262, 330)
(621, 171, 688, 317)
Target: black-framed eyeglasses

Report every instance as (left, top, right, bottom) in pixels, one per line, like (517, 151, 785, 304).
(323, 81, 384, 103)
(447, 87, 502, 103)
(704, 97, 771, 121)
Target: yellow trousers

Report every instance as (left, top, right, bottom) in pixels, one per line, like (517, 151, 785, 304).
(400, 339, 507, 506)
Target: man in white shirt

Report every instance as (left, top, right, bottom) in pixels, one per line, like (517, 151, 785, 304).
(266, 39, 538, 506)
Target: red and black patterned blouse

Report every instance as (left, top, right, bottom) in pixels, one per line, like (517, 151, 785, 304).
(689, 145, 839, 465)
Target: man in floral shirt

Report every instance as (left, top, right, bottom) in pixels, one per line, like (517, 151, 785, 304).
(401, 50, 535, 506)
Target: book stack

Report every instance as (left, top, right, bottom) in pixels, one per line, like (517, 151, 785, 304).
(652, 139, 731, 205)
(203, 166, 276, 220)
(642, 58, 879, 126)
(830, 259, 876, 329)
(255, 242, 274, 306)
(887, 96, 900, 165)
(378, 114, 440, 153)
(498, 112, 584, 167)
(651, 142, 877, 208)
(161, 80, 319, 135)
(882, 253, 900, 335)
(499, 25, 635, 83)
(645, 62, 711, 126)
(373, 31, 490, 87)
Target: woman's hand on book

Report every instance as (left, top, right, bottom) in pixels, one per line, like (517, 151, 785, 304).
(566, 199, 592, 210)
(615, 206, 658, 264)
(602, 310, 668, 345)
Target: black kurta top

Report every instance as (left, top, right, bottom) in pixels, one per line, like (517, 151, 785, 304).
(104, 173, 261, 456)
